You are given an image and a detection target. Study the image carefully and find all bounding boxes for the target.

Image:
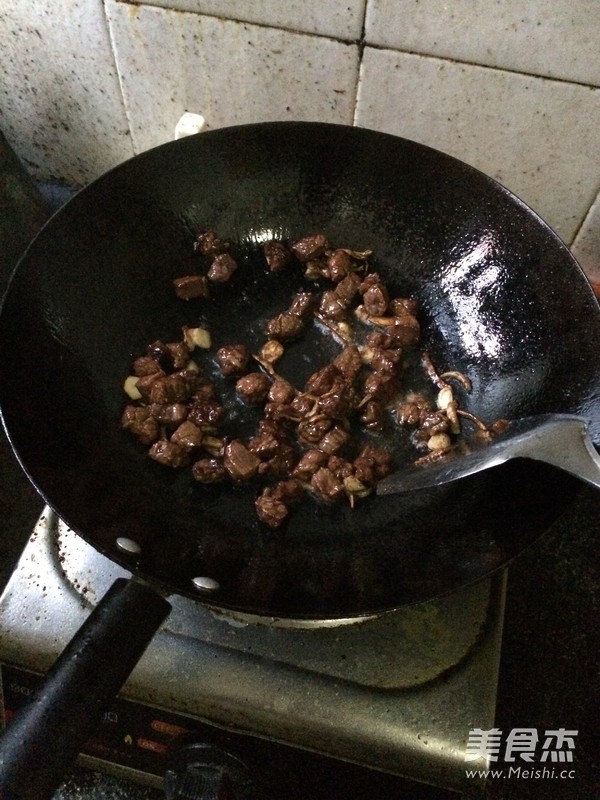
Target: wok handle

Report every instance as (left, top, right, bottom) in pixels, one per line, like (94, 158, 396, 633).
(0, 577, 171, 800)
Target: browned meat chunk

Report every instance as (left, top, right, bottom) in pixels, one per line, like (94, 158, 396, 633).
(318, 290, 348, 320)
(192, 457, 227, 483)
(291, 449, 328, 481)
(268, 378, 296, 405)
(386, 316, 420, 346)
(194, 229, 229, 257)
(170, 420, 204, 450)
(298, 416, 332, 445)
(306, 364, 341, 396)
(291, 234, 329, 262)
(133, 355, 163, 377)
(149, 373, 195, 404)
(263, 240, 292, 272)
(288, 292, 315, 318)
(236, 372, 271, 404)
(317, 425, 351, 455)
(173, 275, 209, 300)
(149, 403, 188, 427)
(223, 440, 260, 481)
(360, 399, 385, 431)
(148, 440, 189, 468)
(265, 312, 305, 340)
(188, 399, 225, 427)
(255, 490, 289, 528)
(216, 344, 251, 376)
(310, 467, 345, 503)
(396, 395, 431, 426)
(325, 249, 353, 282)
(208, 253, 238, 283)
(332, 344, 362, 381)
(121, 406, 159, 445)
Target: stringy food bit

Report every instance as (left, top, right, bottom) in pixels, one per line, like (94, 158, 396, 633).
(123, 231, 498, 528)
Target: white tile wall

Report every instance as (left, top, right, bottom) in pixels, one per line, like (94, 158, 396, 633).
(1, 0, 599, 281)
(105, 1, 359, 154)
(0, 0, 134, 186)
(355, 48, 600, 244)
(365, 0, 600, 86)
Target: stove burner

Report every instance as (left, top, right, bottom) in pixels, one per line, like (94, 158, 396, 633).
(0, 508, 506, 794)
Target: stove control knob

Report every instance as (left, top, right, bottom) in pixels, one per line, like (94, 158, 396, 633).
(164, 741, 266, 800)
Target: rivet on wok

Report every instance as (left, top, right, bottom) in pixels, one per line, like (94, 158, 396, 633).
(115, 537, 142, 555)
(191, 576, 220, 593)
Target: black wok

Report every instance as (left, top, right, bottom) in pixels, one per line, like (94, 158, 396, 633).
(0, 122, 598, 797)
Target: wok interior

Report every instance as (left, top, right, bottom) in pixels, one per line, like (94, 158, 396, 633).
(1, 123, 598, 616)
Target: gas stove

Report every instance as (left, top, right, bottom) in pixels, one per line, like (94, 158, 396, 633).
(0, 506, 505, 797)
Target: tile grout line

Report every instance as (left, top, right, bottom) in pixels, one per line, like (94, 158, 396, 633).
(102, 0, 141, 155)
(352, 1, 369, 126)
(115, 1, 600, 91)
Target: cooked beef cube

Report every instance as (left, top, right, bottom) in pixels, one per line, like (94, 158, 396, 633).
(194, 229, 229, 257)
(192, 457, 227, 483)
(310, 467, 345, 503)
(265, 312, 305, 340)
(236, 372, 271, 404)
(288, 292, 315, 318)
(216, 344, 251, 376)
(146, 340, 175, 373)
(255, 489, 289, 528)
(357, 444, 393, 477)
(134, 371, 165, 402)
(263, 401, 296, 421)
(166, 341, 191, 370)
(360, 399, 385, 431)
(149, 403, 188, 427)
(188, 399, 225, 427)
(332, 345, 362, 381)
(173, 275, 209, 300)
(317, 380, 355, 419)
(290, 393, 315, 417)
(415, 411, 450, 442)
(327, 455, 354, 481)
(385, 316, 420, 346)
(223, 440, 260, 481)
(318, 290, 348, 321)
(396, 395, 431, 426)
(363, 371, 398, 402)
(272, 478, 304, 503)
(191, 376, 218, 402)
(298, 416, 332, 444)
(208, 253, 238, 283)
(149, 373, 194, 404)
(365, 331, 395, 350)
(170, 420, 204, 450)
(247, 425, 282, 459)
(360, 275, 389, 316)
(258, 443, 298, 478)
(121, 406, 159, 445)
(291, 449, 328, 481)
(291, 234, 329, 262)
(306, 364, 341, 396)
(370, 346, 403, 374)
(263, 240, 292, 272)
(389, 297, 419, 317)
(268, 378, 296, 405)
(148, 440, 189, 468)
(335, 273, 362, 303)
(325, 249, 353, 282)
(133, 355, 163, 377)
(317, 425, 351, 455)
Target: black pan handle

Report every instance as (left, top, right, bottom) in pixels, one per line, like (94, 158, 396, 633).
(0, 577, 172, 800)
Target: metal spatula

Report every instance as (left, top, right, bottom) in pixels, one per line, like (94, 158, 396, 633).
(376, 414, 600, 494)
